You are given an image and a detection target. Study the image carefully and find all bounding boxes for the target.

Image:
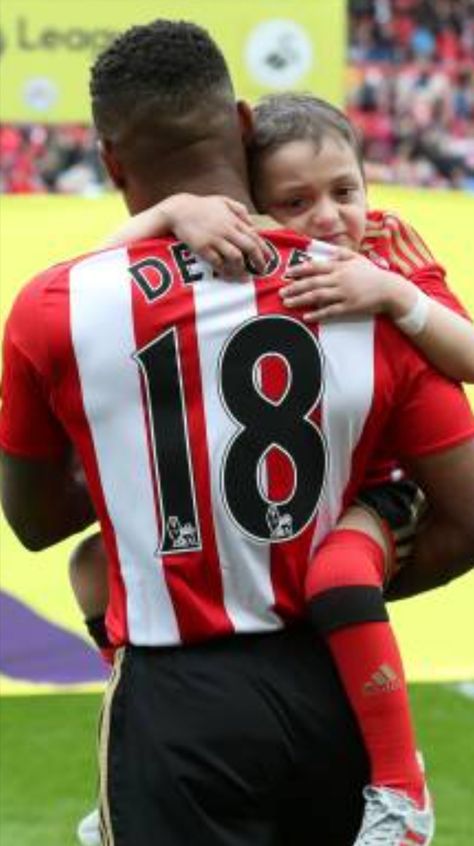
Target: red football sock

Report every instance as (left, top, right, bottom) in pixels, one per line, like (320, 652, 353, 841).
(328, 622, 424, 805)
(309, 530, 424, 806)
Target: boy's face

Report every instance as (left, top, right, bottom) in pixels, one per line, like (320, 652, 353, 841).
(255, 136, 367, 250)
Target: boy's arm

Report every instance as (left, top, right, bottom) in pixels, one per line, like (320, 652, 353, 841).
(101, 193, 269, 278)
(371, 211, 474, 382)
(69, 532, 109, 618)
(392, 287, 474, 383)
(281, 251, 474, 383)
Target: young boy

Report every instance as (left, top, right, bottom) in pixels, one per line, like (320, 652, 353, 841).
(73, 94, 474, 846)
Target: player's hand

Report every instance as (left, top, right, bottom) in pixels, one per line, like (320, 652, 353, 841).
(163, 194, 270, 279)
(279, 248, 406, 322)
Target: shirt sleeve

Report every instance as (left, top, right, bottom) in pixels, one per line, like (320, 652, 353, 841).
(386, 337, 474, 460)
(379, 211, 471, 320)
(409, 265, 471, 320)
(378, 211, 437, 275)
(0, 280, 70, 458)
(364, 210, 471, 320)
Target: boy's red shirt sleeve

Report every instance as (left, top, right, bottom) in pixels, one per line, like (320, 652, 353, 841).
(363, 209, 471, 320)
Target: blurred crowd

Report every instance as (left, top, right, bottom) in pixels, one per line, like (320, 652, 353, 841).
(0, 124, 104, 195)
(1, 0, 473, 194)
(348, 0, 474, 188)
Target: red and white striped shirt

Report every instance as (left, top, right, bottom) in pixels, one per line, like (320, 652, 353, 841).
(1, 230, 473, 646)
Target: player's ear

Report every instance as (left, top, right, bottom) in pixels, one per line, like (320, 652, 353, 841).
(237, 100, 255, 146)
(98, 138, 126, 189)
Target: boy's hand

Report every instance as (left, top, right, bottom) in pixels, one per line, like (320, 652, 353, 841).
(162, 194, 270, 278)
(280, 248, 416, 322)
(102, 194, 270, 279)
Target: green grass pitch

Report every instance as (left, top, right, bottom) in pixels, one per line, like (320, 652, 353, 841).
(0, 189, 473, 843)
(0, 686, 473, 846)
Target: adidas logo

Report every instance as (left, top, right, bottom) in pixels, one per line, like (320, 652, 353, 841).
(363, 663, 402, 695)
(400, 832, 429, 845)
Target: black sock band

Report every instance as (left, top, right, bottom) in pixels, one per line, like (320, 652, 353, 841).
(307, 585, 388, 635)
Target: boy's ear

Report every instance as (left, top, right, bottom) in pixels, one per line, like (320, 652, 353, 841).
(98, 138, 126, 189)
(236, 100, 255, 146)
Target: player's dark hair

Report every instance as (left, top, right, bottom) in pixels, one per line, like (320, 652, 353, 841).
(249, 93, 365, 177)
(90, 19, 234, 140)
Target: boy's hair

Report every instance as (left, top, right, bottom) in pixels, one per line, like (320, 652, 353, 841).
(250, 93, 364, 174)
(90, 19, 234, 140)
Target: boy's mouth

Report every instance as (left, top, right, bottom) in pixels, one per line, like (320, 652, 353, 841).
(322, 232, 347, 244)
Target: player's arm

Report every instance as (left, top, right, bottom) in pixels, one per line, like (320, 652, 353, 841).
(100, 193, 269, 278)
(385, 438, 474, 600)
(0, 285, 96, 550)
(382, 337, 474, 599)
(0, 449, 96, 551)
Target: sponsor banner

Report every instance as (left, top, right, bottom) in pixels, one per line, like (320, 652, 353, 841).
(0, 0, 345, 122)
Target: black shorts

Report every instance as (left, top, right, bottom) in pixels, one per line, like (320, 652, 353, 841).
(99, 626, 368, 846)
(356, 479, 426, 576)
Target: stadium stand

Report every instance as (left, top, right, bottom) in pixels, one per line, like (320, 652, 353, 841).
(348, 0, 474, 188)
(0, 124, 105, 194)
(1, 0, 473, 193)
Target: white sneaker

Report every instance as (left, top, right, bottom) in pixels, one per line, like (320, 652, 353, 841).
(77, 808, 101, 846)
(353, 785, 434, 845)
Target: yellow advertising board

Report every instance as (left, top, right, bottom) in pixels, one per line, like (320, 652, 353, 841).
(0, 0, 346, 123)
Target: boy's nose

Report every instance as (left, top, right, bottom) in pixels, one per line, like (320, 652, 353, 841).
(311, 198, 338, 229)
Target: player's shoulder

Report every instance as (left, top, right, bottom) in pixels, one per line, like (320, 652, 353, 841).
(261, 229, 339, 267)
(51, 241, 142, 276)
(7, 245, 126, 327)
(13, 241, 158, 303)
(19, 246, 117, 292)
(260, 228, 311, 249)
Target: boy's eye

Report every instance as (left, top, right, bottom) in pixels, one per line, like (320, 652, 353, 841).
(280, 197, 309, 211)
(334, 186, 357, 201)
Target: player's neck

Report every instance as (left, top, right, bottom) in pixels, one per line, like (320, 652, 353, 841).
(165, 169, 255, 209)
(125, 150, 255, 214)
(127, 177, 254, 215)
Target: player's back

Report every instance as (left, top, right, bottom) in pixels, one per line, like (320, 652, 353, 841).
(13, 232, 406, 646)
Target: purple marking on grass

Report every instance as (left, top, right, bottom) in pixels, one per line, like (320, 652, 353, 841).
(0, 589, 108, 685)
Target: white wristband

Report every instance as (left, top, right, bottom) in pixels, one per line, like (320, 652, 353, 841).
(394, 290, 430, 336)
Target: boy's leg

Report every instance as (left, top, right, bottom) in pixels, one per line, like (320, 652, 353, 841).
(306, 511, 425, 808)
(69, 532, 109, 619)
(77, 809, 101, 846)
(69, 532, 115, 664)
(69, 533, 111, 846)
